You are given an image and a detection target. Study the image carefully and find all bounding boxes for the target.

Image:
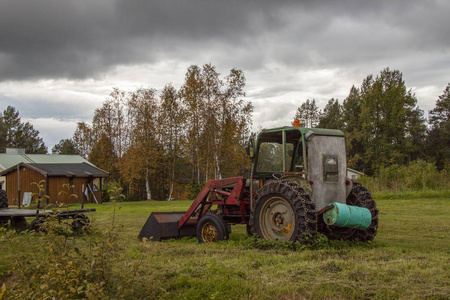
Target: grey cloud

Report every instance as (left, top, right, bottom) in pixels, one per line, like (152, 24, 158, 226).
(0, 0, 283, 80)
(2, 0, 449, 82)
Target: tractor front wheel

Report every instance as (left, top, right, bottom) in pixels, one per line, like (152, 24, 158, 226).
(250, 181, 317, 242)
(196, 212, 227, 244)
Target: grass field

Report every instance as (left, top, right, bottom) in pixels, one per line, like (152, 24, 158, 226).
(0, 193, 449, 299)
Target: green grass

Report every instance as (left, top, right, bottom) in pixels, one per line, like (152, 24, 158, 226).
(1, 194, 449, 299)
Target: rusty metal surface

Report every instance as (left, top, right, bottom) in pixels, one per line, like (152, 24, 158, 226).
(138, 211, 196, 241)
(140, 177, 247, 241)
(0, 208, 95, 218)
(316, 204, 334, 216)
(178, 177, 245, 229)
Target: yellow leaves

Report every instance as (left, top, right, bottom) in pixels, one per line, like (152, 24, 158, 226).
(58, 183, 79, 201)
(0, 283, 6, 300)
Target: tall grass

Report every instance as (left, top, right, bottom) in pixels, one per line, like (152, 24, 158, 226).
(1, 197, 449, 299)
(358, 160, 449, 193)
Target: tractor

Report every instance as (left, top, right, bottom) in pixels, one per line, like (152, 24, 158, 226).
(139, 121, 378, 243)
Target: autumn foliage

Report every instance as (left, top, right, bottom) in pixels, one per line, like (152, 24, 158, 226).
(73, 64, 253, 201)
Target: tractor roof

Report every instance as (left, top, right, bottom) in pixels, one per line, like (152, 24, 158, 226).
(258, 126, 344, 137)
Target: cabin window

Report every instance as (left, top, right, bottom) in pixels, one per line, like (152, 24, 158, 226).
(323, 155, 339, 182)
(257, 142, 284, 172)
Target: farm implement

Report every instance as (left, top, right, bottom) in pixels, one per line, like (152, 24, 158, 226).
(0, 190, 94, 231)
(139, 121, 378, 243)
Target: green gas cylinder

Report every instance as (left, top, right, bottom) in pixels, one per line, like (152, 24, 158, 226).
(323, 202, 372, 230)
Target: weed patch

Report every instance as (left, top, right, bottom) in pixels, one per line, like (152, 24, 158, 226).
(1, 202, 150, 299)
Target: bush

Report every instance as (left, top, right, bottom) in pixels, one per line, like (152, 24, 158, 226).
(187, 180, 205, 200)
(101, 181, 125, 202)
(359, 160, 450, 193)
(1, 202, 146, 299)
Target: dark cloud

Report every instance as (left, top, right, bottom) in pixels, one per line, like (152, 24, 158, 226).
(1, 0, 449, 82)
(0, 0, 282, 80)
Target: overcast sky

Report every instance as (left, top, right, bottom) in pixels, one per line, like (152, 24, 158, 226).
(1, 0, 449, 151)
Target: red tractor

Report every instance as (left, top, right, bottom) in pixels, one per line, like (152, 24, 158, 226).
(139, 123, 378, 243)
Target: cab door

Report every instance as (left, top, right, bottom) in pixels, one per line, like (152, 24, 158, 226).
(307, 135, 347, 210)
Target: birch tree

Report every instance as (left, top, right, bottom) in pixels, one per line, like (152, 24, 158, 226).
(180, 65, 204, 184)
(73, 122, 93, 158)
(160, 84, 185, 200)
(127, 87, 159, 201)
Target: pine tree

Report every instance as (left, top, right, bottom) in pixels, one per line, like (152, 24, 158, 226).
(293, 99, 320, 128)
(0, 106, 47, 154)
(342, 68, 426, 175)
(428, 83, 450, 169)
(318, 98, 343, 129)
(52, 138, 79, 154)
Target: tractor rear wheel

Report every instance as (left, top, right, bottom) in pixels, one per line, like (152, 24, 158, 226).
(0, 190, 8, 208)
(196, 212, 227, 244)
(323, 181, 378, 241)
(250, 181, 317, 242)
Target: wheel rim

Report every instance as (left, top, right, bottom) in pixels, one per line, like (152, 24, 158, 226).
(259, 196, 295, 241)
(201, 222, 218, 244)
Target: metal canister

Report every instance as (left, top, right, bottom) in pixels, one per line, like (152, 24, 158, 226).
(323, 202, 372, 230)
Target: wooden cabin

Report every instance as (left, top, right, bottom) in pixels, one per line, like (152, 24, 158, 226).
(0, 162, 109, 206)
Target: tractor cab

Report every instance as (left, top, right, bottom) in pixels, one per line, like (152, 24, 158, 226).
(248, 124, 349, 211)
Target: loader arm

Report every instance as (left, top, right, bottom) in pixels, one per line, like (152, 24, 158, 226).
(178, 177, 245, 229)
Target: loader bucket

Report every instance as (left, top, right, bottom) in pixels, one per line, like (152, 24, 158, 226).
(138, 211, 197, 241)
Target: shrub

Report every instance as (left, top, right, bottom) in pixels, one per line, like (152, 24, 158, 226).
(359, 159, 450, 193)
(101, 181, 125, 202)
(187, 180, 205, 200)
(1, 202, 146, 299)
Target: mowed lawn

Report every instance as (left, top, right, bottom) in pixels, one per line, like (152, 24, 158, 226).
(1, 195, 449, 299)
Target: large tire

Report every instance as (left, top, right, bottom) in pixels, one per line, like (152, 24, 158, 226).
(196, 212, 228, 244)
(30, 218, 45, 232)
(323, 181, 378, 241)
(250, 181, 317, 242)
(0, 190, 8, 208)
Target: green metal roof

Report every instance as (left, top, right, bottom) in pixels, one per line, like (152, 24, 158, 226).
(258, 126, 345, 137)
(0, 153, 92, 171)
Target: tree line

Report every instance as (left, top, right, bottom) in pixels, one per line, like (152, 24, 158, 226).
(71, 64, 253, 200)
(1, 66, 449, 199)
(293, 68, 449, 175)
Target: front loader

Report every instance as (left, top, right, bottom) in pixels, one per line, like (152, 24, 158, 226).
(139, 121, 378, 243)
